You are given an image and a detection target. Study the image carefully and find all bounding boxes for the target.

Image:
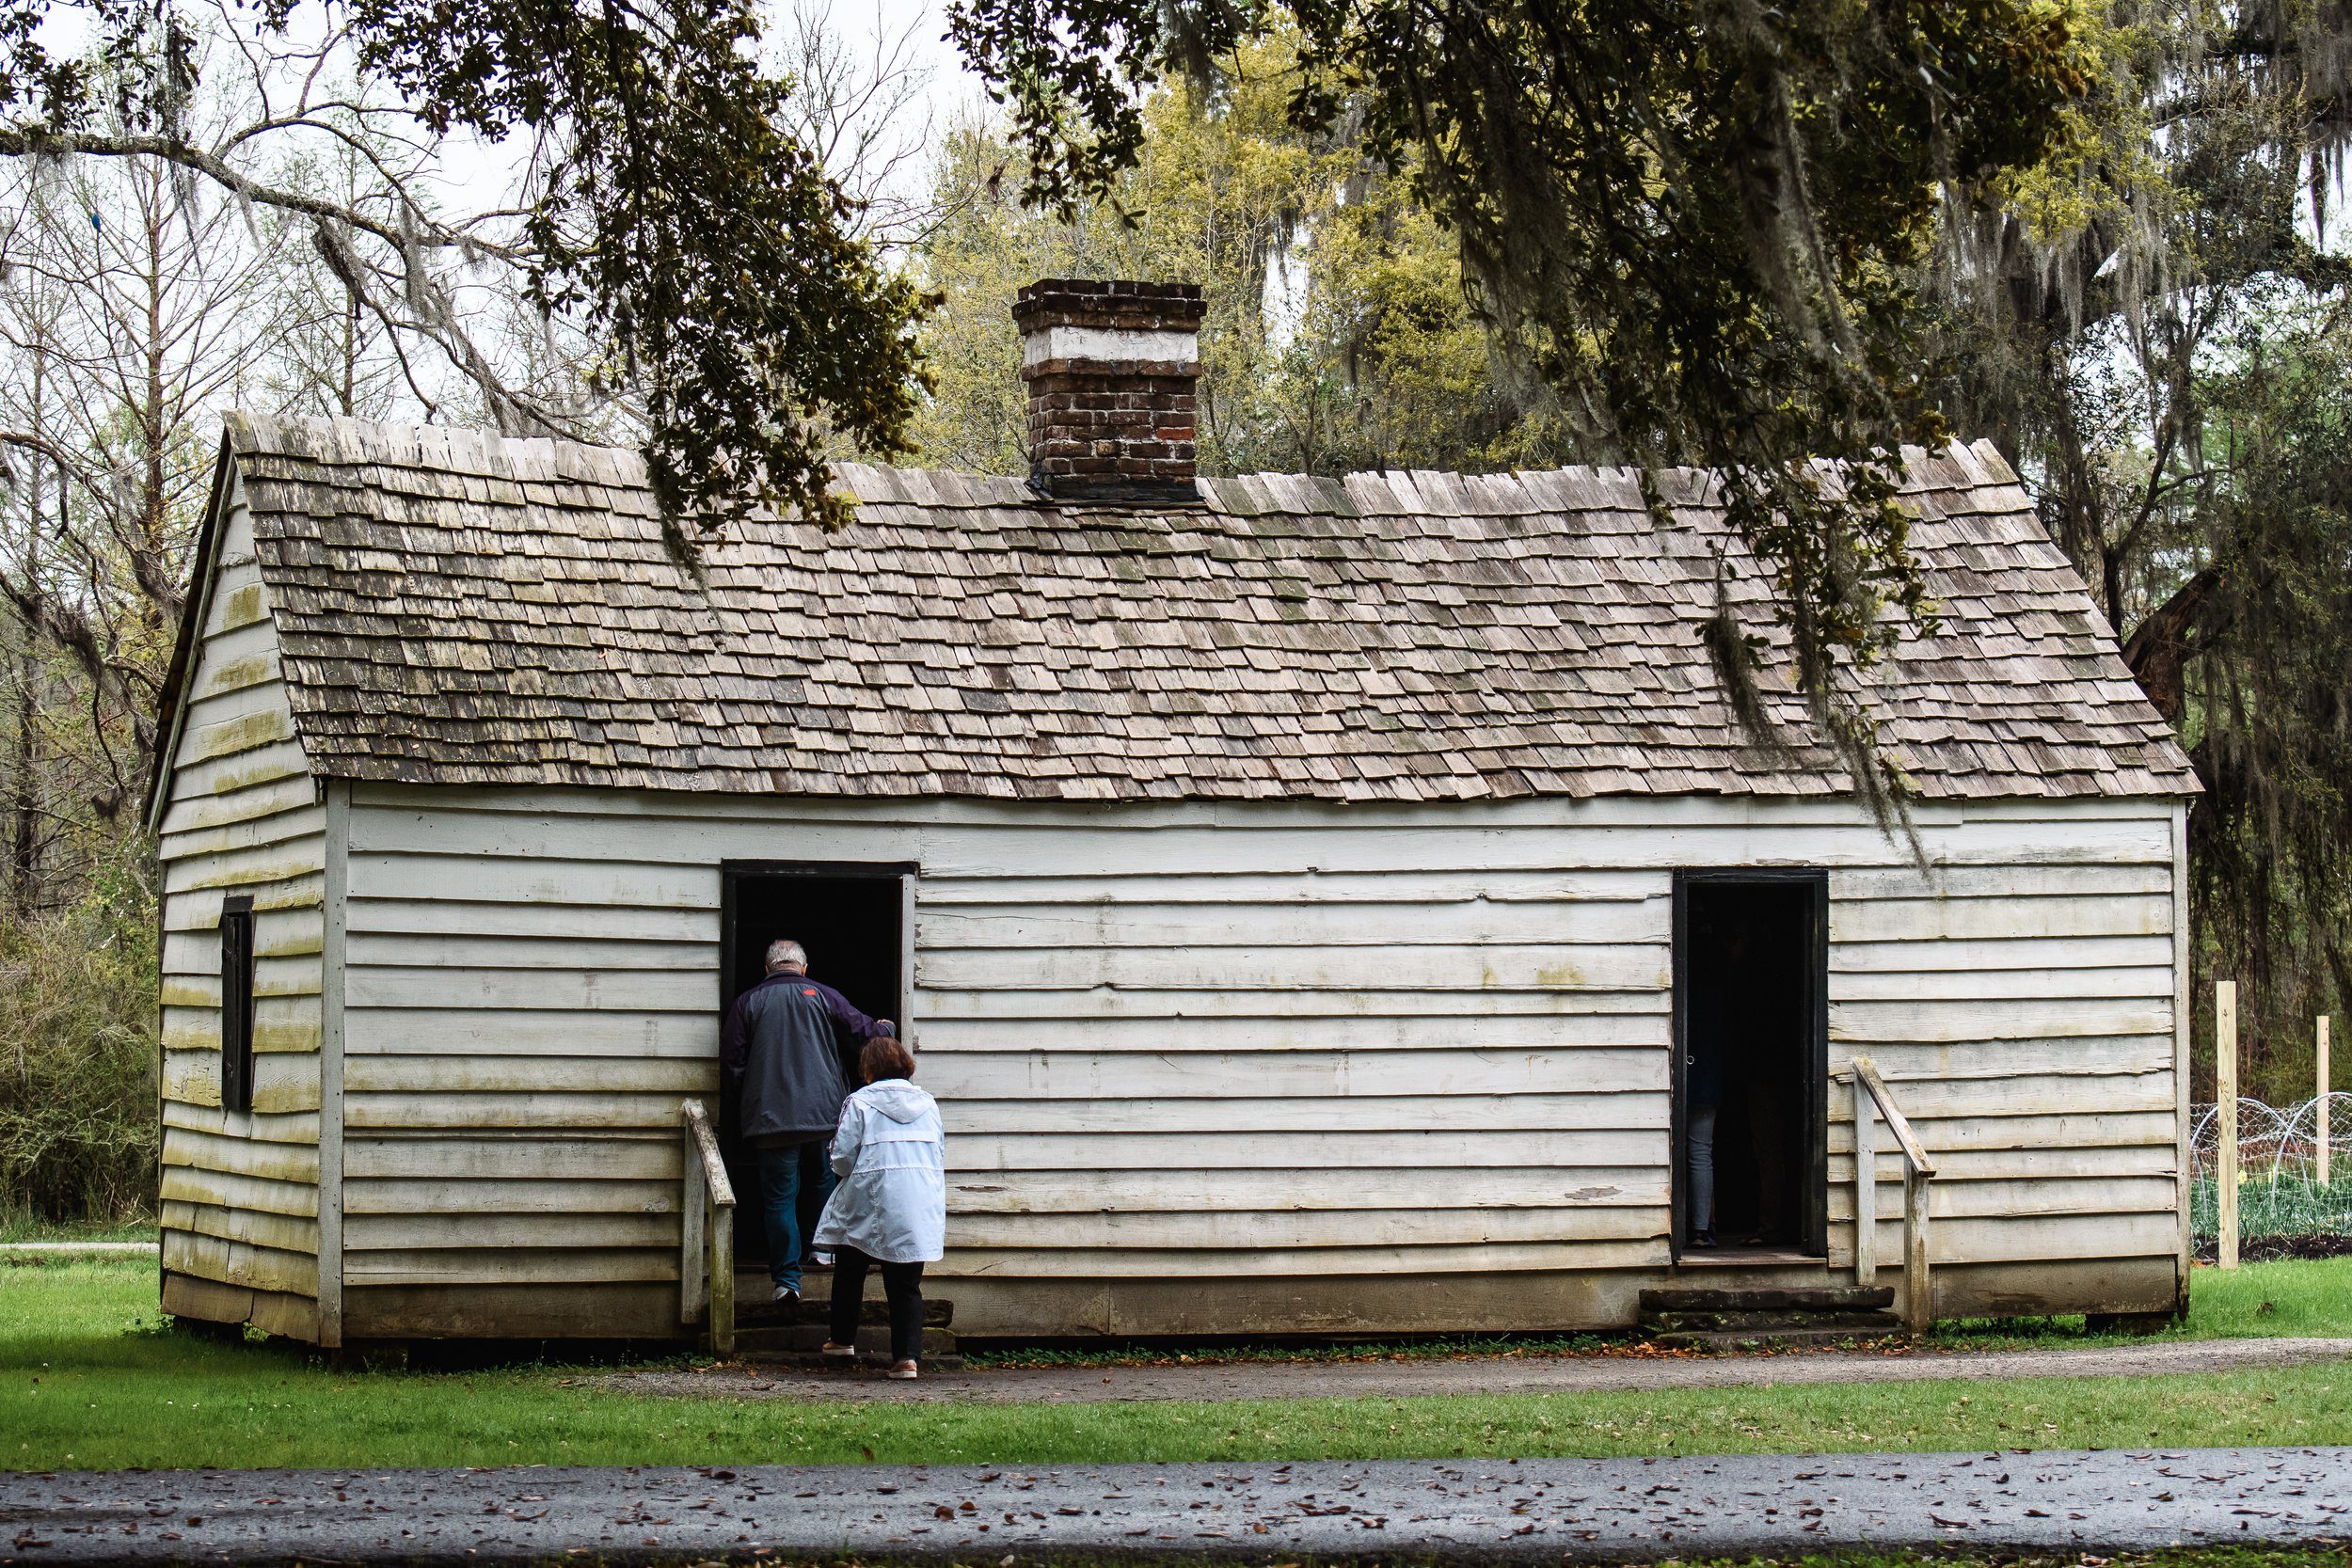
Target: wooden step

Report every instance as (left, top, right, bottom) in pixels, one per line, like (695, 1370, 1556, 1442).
(738, 1291, 954, 1328)
(1643, 1309, 1902, 1335)
(1650, 1326, 1903, 1352)
(1639, 1285, 1894, 1314)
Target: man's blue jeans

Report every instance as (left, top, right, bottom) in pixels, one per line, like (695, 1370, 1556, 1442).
(754, 1140, 836, 1292)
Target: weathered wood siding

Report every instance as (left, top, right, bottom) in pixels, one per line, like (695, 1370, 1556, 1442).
(338, 783, 2183, 1335)
(154, 477, 326, 1340)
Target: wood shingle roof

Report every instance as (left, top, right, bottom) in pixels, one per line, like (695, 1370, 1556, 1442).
(210, 413, 2196, 802)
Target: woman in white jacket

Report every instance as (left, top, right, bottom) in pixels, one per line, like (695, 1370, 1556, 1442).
(813, 1035, 945, 1378)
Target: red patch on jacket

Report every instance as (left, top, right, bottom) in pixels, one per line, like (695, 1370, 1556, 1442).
(803, 988, 818, 997)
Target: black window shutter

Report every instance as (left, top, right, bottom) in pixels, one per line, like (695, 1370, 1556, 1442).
(219, 895, 256, 1114)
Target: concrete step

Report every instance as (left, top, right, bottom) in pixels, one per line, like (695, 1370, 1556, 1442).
(1638, 1285, 1894, 1314)
(735, 1323, 960, 1357)
(1651, 1326, 1904, 1352)
(1643, 1309, 1903, 1335)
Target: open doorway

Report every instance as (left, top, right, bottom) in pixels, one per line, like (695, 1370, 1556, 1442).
(718, 861, 913, 1273)
(1674, 871, 1828, 1259)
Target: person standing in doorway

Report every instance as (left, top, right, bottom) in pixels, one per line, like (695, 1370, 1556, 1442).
(721, 939, 896, 1304)
(815, 1035, 946, 1379)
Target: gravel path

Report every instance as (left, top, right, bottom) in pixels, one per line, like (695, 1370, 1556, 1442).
(608, 1335, 2352, 1404)
(5, 1447, 2348, 1563)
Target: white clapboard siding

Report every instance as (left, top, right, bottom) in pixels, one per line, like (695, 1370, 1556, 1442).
(916, 942, 1671, 992)
(345, 1212, 678, 1251)
(941, 1093, 1669, 1135)
(161, 1165, 320, 1219)
(342, 1246, 676, 1285)
(954, 1128, 1664, 1171)
(345, 1176, 678, 1215)
(1829, 1037, 2174, 1080)
(1827, 1109, 2178, 1155)
(164, 1227, 319, 1296)
(923, 1048, 1663, 1101)
(343, 1055, 714, 1095)
(914, 899, 1670, 949)
(914, 1012, 1668, 1053)
(946, 1167, 1666, 1213)
(1831, 934, 2174, 974)
(331, 785, 2183, 1306)
(155, 479, 326, 1309)
(938, 1239, 1668, 1277)
(343, 1007, 718, 1058)
(1828, 1141, 2178, 1183)
(912, 987, 1675, 1022)
(343, 1133, 677, 1181)
(1829, 1174, 2179, 1222)
(946, 1205, 1668, 1250)
(346, 896, 717, 942)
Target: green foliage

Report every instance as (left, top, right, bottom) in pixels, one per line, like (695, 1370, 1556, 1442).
(1932, 3, 2352, 1098)
(946, 0, 2092, 804)
(911, 31, 1576, 478)
(0, 0, 929, 536)
(0, 852, 158, 1225)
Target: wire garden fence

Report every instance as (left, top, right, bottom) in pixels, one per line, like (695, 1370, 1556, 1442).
(2190, 1094, 2352, 1255)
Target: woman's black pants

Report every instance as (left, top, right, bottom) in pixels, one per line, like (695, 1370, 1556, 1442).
(827, 1245, 926, 1363)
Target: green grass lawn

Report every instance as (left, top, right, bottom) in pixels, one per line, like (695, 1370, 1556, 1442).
(1934, 1254, 2352, 1349)
(0, 1213, 158, 1243)
(8, 1255, 2352, 1472)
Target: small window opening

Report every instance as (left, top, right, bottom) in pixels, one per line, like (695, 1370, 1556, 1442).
(219, 895, 256, 1115)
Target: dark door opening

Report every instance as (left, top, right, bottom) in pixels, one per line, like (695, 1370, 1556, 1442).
(1674, 872, 1828, 1259)
(719, 862, 913, 1272)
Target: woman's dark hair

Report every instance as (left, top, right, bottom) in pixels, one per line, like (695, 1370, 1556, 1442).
(861, 1035, 916, 1084)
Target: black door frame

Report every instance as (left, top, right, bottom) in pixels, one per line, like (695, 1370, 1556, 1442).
(717, 858, 919, 1023)
(1669, 866, 1830, 1261)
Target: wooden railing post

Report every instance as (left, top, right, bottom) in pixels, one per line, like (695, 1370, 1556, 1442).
(2218, 982, 2239, 1271)
(1851, 1058, 1936, 1339)
(1903, 1165, 1931, 1337)
(708, 1201, 735, 1358)
(680, 1102, 708, 1327)
(1851, 1060, 1878, 1286)
(679, 1100, 736, 1354)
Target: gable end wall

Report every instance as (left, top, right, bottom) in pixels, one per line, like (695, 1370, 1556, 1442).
(154, 473, 327, 1340)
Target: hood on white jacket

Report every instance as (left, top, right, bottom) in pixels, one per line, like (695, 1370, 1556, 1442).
(857, 1080, 935, 1123)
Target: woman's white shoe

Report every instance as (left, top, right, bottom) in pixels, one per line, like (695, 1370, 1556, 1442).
(887, 1360, 919, 1380)
(819, 1342, 856, 1359)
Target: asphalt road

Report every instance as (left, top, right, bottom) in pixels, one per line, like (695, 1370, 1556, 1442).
(5, 1446, 2349, 1564)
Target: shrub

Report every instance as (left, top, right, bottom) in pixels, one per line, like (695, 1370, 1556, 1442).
(0, 855, 159, 1224)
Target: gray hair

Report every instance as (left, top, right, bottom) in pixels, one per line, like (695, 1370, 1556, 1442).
(764, 939, 808, 972)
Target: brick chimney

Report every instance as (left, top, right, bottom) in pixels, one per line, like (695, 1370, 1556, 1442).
(1013, 278, 1205, 504)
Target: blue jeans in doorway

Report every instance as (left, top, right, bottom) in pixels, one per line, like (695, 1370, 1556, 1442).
(754, 1139, 836, 1294)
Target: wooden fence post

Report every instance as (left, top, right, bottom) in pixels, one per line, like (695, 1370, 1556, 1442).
(2218, 981, 2239, 1271)
(2321, 1015, 2333, 1189)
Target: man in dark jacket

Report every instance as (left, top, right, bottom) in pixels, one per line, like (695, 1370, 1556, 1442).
(721, 940, 896, 1303)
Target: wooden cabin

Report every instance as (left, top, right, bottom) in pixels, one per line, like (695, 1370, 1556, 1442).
(147, 280, 2199, 1348)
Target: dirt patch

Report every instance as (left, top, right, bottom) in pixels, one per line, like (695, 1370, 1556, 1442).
(601, 1333, 2352, 1405)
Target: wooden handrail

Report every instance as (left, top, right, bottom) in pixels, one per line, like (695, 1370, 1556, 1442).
(1843, 1056, 1935, 1338)
(1851, 1058, 1936, 1177)
(679, 1101, 736, 1356)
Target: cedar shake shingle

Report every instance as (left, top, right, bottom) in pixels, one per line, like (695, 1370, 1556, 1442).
(215, 414, 2198, 803)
